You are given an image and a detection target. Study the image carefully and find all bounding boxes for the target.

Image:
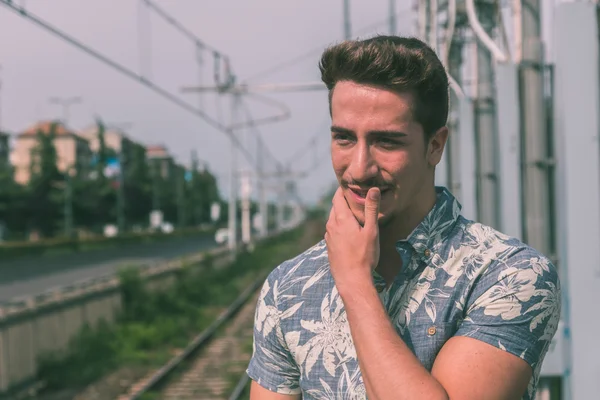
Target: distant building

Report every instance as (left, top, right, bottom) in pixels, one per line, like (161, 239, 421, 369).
(146, 145, 176, 180)
(79, 125, 139, 154)
(11, 120, 92, 185)
(79, 125, 146, 179)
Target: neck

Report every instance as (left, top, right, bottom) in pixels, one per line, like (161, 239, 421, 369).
(375, 184, 438, 284)
(379, 184, 438, 251)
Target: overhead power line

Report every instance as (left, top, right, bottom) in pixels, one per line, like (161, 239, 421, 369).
(286, 117, 330, 166)
(0, 0, 284, 168)
(143, 0, 226, 58)
(242, 5, 414, 83)
(142, 0, 233, 87)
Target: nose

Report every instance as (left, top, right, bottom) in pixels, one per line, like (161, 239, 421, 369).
(347, 140, 378, 182)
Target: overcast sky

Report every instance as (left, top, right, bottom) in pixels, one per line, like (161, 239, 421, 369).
(0, 0, 557, 205)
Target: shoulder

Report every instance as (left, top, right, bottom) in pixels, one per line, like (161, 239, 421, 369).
(462, 218, 558, 282)
(261, 239, 329, 307)
(456, 218, 561, 323)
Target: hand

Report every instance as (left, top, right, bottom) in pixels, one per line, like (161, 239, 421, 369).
(325, 186, 381, 292)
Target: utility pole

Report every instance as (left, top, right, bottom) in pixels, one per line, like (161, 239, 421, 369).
(447, 32, 465, 197)
(107, 122, 132, 235)
(257, 135, 268, 237)
(177, 166, 186, 228)
(428, 0, 437, 51)
(473, 0, 500, 229)
(276, 163, 286, 231)
(240, 169, 252, 245)
(152, 161, 160, 212)
(521, 0, 550, 256)
(48, 96, 82, 125)
(117, 149, 125, 233)
(190, 149, 201, 225)
(181, 80, 327, 236)
(389, 0, 397, 35)
(64, 166, 73, 238)
(343, 0, 351, 40)
(0, 64, 3, 132)
(228, 91, 240, 252)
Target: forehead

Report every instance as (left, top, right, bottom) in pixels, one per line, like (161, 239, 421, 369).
(330, 81, 415, 128)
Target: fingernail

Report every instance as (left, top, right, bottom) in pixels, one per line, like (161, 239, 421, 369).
(369, 189, 380, 200)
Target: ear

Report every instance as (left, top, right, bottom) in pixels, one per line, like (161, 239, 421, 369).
(427, 126, 449, 167)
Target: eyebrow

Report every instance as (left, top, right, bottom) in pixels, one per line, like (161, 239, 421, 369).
(330, 125, 408, 137)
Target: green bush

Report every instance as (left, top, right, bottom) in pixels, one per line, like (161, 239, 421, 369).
(35, 225, 307, 392)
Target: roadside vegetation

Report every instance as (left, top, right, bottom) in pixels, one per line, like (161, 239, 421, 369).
(34, 219, 322, 397)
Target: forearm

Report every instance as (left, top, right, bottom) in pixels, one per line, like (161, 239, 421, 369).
(338, 279, 449, 400)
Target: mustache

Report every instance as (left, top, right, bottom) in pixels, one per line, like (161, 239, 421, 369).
(342, 178, 392, 189)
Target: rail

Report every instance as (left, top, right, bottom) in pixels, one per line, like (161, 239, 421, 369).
(125, 272, 266, 400)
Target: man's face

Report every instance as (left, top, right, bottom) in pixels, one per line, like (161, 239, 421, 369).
(330, 81, 447, 226)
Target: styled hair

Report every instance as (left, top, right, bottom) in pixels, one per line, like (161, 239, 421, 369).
(318, 35, 449, 139)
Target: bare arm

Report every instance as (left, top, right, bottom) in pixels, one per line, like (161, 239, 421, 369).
(326, 187, 560, 399)
(250, 381, 302, 400)
(340, 281, 532, 400)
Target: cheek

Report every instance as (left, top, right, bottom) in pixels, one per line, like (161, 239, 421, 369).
(377, 151, 412, 180)
(330, 149, 347, 178)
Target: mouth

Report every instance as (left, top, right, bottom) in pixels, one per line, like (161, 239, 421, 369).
(347, 186, 390, 205)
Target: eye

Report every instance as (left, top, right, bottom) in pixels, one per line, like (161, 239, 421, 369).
(377, 137, 403, 149)
(332, 133, 354, 146)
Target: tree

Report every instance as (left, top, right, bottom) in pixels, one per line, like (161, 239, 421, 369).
(0, 156, 27, 240)
(72, 119, 116, 233)
(27, 122, 63, 237)
(124, 142, 152, 228)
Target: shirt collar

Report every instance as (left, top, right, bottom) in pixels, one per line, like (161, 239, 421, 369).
(397, 186, 462, 264)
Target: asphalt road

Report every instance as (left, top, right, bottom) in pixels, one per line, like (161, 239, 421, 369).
(0, 234, 218, 302)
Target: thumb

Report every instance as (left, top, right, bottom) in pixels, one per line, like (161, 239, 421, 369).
(364, 187, 380, 230)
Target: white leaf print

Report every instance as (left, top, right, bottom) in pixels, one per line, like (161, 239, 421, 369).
(323, 347, 337, 376)
(425, 296, 436, 322)
(273, 279, 280, 303)
(305, 341, 322, 376)
(454, 293, 466, 313)
(283, 258, 305, 279)
(427, 288, 450, 298)
(285, 331, 300, 349)
(280, 302, 304, 320)
(477, 267, 539, 320)
(321, 294, 332, 322)
(302, 265, 329, 294)
(520, 349, 527, 359)
(530, 257, 550, 275)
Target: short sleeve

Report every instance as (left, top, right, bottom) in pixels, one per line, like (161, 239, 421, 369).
(246, 270, 301, 395)
(455, 247, 561, 371)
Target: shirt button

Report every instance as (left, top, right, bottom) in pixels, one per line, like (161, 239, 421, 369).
(427, 326, 437, 336)
(424, 249, 431, 257)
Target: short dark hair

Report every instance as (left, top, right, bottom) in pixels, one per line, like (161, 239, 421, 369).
(319, 35, 449, 139)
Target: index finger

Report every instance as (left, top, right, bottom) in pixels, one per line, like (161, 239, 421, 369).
(332, 186, 356, 223)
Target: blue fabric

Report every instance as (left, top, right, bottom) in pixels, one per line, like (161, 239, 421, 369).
(247, 187, 561, 399)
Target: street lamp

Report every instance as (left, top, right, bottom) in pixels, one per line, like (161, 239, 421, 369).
(48, 96, 83, 125)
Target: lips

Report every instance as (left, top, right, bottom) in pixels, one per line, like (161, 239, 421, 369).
(347, 186, 389, 203)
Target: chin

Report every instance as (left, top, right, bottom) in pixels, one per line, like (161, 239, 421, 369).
(349, 207, 391, 228)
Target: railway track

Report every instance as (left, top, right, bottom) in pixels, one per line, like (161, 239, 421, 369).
(117, 276, 263, 400)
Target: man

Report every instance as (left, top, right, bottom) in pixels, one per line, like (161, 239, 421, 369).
(246, 35, 560, 400)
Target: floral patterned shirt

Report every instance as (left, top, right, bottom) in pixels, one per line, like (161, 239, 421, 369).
(247, 187, 561, 399)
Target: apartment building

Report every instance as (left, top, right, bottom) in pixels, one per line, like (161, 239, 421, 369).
(11, 120, 92, 185)
(79, 125, 146, 179)
(146, 144, 176, 180)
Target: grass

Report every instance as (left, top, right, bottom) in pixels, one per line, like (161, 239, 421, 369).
(35, 225, 311, 394)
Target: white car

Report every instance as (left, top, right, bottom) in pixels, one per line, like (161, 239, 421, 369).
(214, 228, 229, 244)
